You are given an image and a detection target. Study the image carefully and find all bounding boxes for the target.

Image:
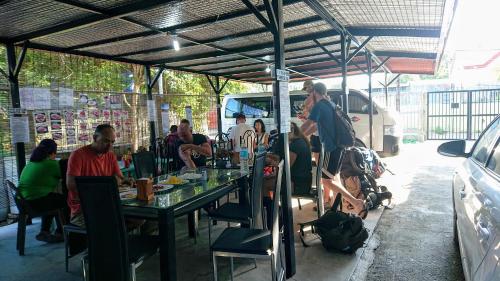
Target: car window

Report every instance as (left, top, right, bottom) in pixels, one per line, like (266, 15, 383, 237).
(471, 118, 500, 164)
(224, 97, 273, 118)
(348, 92, 378, 114)
(486, 140, 500, 176)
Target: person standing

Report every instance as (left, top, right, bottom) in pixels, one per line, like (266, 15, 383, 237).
(253, 119, 269, 149)
(229, 113, 255, 164)
(301, 82, 365, 215)
(18, 139, 66, 243)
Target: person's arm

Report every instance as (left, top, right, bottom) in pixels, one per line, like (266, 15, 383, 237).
(289, 151, 297, 167)
(66, 152, 81, 192)
(263, 133, 269, 146)
(178, 146, 196, 168)
(301, 120, 317, 137)
(180, 143, 211, 157)
(111, 154, 126, 184)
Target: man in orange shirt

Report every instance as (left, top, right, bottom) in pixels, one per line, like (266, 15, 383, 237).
(66, 124, 131, 227)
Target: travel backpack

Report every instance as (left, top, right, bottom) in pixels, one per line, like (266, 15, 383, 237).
(331, 102, 356, 148)
(311, 194, 369, 254)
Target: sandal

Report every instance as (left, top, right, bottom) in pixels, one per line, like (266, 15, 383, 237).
(357, 202, 369, 220)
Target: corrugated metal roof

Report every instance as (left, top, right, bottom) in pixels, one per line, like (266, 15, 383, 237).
(0, 0, 457, 82)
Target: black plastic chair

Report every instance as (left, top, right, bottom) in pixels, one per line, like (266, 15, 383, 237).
(132, 151, 157, 178)
(294, 146, 324, 219)
(75, 176, 159, 281)
(4, 180, 64, 256)
(63, 223, 87, 272)
(211, 160, 285, 281)
(207, 151, 267, 245)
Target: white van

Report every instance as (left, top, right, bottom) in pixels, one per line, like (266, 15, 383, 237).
(221, 89, 401, 156)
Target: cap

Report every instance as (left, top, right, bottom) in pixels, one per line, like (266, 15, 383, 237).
(302, 80, 314, 91)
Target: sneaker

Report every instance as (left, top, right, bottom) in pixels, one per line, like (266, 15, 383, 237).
(35, 232, 64, 243)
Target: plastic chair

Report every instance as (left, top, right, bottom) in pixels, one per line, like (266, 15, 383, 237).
(76, 176, 159, 281)
(207, 151, 267, 246)
(211, 160, 285, 281)
(4, 180, 64, 256)
(132, 151, 157, 178)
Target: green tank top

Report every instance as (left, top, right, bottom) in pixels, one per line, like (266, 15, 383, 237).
(18, 159, 61, 200)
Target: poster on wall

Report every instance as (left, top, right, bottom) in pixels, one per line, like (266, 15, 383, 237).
(102, 110, 111, 120)
(58, 88, 74, 108)
(147, 100, 157, 122)
(104, 96, 110, 108)
(20, 88, 35, 110)
(77, 109, 87, 120)
(66, 128, 75, 138)
(49, 111, 62, 121)
(121, 110, 129, 119)
(52, 132, 63, 141)
(64, 110, 74, 126)
(33, 111, 47, 124)
(110, 95, 122, 109)
(79, 93, 89, 105)
(161, 103, 170, 134)
(33, 88, 51, 109)
(90, 109, 100, 119)
(10, 116, 30, 144)
(35, 124, 49, 134)
(78, 133, 89, 142)
(50, 120, 62, 131)
(112, 110, 121, 119)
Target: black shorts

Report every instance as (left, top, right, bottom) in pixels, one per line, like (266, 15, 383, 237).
(321, 148, 344, 179)
(310, 135, 321, 153)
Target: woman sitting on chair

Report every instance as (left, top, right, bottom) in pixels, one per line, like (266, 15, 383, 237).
(289, 122, 312, 196)
(18, 139, 66, 243)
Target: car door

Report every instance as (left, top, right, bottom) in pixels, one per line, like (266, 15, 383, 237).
(473, 138, 500, 281)
(457, 117, 499, 280)
(347, 91, 384, 150)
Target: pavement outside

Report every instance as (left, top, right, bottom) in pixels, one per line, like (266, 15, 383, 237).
(0, 141, 465, 281)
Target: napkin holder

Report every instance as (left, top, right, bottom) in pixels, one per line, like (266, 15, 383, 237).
(136, 178, 154, 201)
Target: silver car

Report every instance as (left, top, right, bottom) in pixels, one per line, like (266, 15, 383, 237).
(438, 115, 500, 281)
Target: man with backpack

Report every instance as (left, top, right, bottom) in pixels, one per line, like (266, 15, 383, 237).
(301, 82, 365, 216)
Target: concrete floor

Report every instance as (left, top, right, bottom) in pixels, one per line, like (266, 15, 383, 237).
(0, 141, 466, 281)
(351, 141, 466, 281)
(0, 184, 383, 281)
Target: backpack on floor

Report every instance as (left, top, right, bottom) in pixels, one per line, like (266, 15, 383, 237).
(313, 194, 369, 254)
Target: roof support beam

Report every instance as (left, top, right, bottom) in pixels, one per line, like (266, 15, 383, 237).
(242, 0, 273, 32)
(63, 0, 303, 51)
(373, 57, 391, 72)
(11, 0, 174, 43)
(312, 38, 366, 73)
(347, 36, 372, 63)
(149, 66, 165, 88)
(14, 41, 29, 78)
(373, 51, 437, 59)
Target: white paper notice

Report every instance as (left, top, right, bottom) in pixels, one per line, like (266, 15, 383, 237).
(10, 116, 30, 144)
(20, 88, 35, 110)
(33, 88, 51, 109)
(161, 111, 170, 134)
(185, 106, 193, 126)
(58, 87, 74, 107)
(278, 81, 291, 133)
(147, 100, 157, 121)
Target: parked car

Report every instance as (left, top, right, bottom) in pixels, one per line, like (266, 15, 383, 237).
(438, 115, 500, 281)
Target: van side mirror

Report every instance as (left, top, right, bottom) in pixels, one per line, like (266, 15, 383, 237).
(437, 140, 468, 157)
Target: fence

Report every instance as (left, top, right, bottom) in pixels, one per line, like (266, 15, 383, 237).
(427, 89, 500, 140)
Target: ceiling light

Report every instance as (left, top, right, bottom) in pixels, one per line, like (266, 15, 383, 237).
(172, 34, 180, 51)
(264, 55, 270, 60)
(265, 65, 271, 73)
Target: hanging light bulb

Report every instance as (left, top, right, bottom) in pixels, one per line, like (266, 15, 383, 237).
(172, 34, 180, 51)
(263, 55, 270, 61)
(265, 65, 271, 73)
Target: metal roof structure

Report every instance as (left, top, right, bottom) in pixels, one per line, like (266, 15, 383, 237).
(1, 0, 457, 83)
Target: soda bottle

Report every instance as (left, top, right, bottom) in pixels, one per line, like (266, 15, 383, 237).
(239, 143, 249, 174)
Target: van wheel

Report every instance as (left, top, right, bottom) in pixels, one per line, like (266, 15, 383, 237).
(354, 139, 366, 148)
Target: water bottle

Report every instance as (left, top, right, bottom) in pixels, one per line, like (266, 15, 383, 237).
(240, 144, 249, 174)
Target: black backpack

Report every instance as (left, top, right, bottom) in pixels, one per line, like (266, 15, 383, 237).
(313, 194, 369, 254)
(330, 102, 356, 148)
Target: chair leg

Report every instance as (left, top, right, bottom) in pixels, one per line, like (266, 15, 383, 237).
(130, 264, 137, 281)
(64, 229, 69, 272)
(297, 198, 302, 210)
(208, 219, 212, 247)
(230, 257, 234, 281)
(212, 253, 218, 281)
(271, 254, 276, 281)
(18, 213, 27, 256)
(81, 257, 87, 281)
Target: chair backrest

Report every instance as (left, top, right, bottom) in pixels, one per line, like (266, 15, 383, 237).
(75, 176, 129, 281)
(132, 151, 156, 178)
(241, 130, 256, 158)
(5, 180, 25, 213)
(250, 151, 266, 229)
(271, 160, 284, 255)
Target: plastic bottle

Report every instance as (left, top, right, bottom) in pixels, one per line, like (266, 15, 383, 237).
(239, 144, 249, 174)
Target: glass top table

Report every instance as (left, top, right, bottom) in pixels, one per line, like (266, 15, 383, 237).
(120, 167, 248, 281)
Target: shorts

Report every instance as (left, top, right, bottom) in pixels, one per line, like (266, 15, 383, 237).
(310, 135, 321, 153)
(321, 148, 344, 179)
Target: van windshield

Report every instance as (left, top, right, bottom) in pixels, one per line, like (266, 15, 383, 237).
(225, 97, 273, 118)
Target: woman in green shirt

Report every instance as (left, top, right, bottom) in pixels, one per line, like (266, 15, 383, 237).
(18, 139, 65, 243)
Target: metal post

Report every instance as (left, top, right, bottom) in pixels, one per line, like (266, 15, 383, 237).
(340, 33, 348, 113)
(396, 76, 401, 112)
(467, 91, 472, 140)
(145, 65, 156, 151)
(384, 70, 388, 107)
(6, 43, 26, 177)
(215, 77, 223, 138)
(366, 52, 373, 149)
(272, 0, 295, 277)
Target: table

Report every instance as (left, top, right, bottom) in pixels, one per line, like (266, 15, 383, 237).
(121, 168, 248, 281)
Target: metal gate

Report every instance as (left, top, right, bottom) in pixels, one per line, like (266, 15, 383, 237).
(427, 89, 500, 140)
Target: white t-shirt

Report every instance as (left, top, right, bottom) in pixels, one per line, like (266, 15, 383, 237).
(229, 123, 255, 152)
